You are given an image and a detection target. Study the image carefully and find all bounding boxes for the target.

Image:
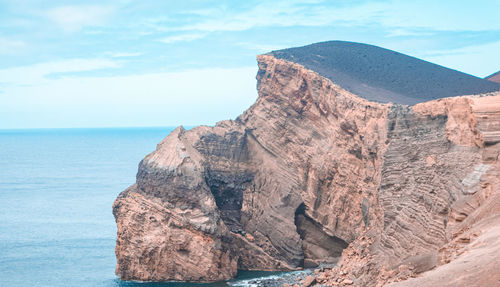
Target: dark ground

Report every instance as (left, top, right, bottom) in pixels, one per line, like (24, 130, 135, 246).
(271, 41, 500, 105)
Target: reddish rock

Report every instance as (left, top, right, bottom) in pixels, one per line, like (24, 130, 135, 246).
(302, 275, 316, 287)
(343, 279, 354, 285)
(113, 42, 500, 286)
(486, 70, 500, 83)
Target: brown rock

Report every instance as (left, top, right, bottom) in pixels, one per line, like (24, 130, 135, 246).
(458, 236, 471, 244)
(245, 233, 255, 242)
(113, 185, 237, 282)
(303, 275, 316, 287)
(113, 41, 500, 286)
(343, 279, 354, 285)
(114, 53, 389, 281)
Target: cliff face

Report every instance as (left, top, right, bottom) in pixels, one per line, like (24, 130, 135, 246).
(332, 95, 500, 287)
(113, 43, 500, 286)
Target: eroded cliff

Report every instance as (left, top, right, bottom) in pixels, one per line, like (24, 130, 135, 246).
(315, 95, 500, 287)
(113, 42, 500, 286)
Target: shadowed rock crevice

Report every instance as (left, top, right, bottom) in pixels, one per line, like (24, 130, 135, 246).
(294, 203, 348, 267)
(204, 169, 253, 232)
(195, 129, 255, 232)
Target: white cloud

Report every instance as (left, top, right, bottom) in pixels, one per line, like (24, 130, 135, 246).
(132, 1, 385, 37)
(108, 52, 143, 58)
(0, 58, 120, 86)
(157, 33, 206, 44)
(0, 37, 26, 55)
(421, 40, 500, 78)
(236, 42, 290, 53)
(159, 0, 500, 36)
(0, 67, 258, 128)
(386, 28, 434, 38)
(166, 1, 386, 32)
(44, 5, 115, 32)
(378, 0, 500, 32)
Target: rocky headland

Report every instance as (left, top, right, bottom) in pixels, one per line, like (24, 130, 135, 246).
(113, 41, 500, 286)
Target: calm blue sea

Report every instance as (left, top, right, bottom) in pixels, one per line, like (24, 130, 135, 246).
(0, 127, 287, 287)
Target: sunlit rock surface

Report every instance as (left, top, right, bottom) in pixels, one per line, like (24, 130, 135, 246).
(113, 41, 500, 286)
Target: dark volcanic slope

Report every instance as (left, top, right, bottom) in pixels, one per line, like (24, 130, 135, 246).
(486, 70, 500, 84)
(270, 41, 500, 105)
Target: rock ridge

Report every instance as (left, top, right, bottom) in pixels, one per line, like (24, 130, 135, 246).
(113, 43, 500, 286)
(270, 41, 500, 105)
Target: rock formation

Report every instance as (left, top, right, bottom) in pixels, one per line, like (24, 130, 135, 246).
(486, 70, 500, 84)
(113, 41, 500, 286)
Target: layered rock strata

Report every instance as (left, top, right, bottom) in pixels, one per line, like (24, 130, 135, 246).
(310, 94, 500, 287)
(113, 42, 500, 286)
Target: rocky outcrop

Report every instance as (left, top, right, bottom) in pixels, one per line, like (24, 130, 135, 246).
(113, 41, 500, 286)
(114, 53, 389, 280)
(113, 184, 237, 282)
(318, 94, 500, 286)
(308, 94, 500, 286)
(486, 70, 500, 84)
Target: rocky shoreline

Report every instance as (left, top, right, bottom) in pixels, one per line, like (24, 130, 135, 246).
(113, 41, 500, 286)
(230, 269, 314, 287)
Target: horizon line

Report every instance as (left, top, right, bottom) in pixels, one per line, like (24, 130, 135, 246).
(0, 125, 197, 132)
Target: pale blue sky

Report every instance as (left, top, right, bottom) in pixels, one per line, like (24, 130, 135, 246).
(1, 0, 499, 129)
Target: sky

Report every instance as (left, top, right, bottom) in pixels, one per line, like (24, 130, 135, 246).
(1, 0, 499, 129)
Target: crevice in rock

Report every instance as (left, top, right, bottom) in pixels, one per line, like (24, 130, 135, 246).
(294, 203, 348, 268)
(205, 168, 253, 233)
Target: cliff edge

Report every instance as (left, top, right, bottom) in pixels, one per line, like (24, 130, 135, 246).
(113, 41, 500, 286)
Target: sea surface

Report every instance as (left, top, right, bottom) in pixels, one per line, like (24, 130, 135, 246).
(0, 127, 291, 287)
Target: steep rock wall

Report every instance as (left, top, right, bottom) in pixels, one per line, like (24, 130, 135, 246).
(113, 54, 389, 281)
(312, 94, 500, 286)
(113, 53, 500, 286)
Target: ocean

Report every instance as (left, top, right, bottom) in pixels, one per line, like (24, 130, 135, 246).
(0, 127, 299, 287)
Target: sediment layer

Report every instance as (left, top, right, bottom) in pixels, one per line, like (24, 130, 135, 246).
(113, 43, 500, 286)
